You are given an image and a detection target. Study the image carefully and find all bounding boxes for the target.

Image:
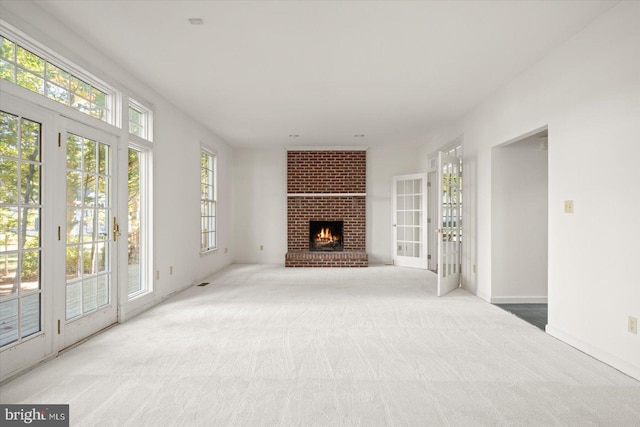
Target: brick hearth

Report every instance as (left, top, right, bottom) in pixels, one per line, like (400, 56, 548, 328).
(286, 149, 368, 267)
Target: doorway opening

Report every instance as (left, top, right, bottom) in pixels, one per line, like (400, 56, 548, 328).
(490, 128, 549, 329)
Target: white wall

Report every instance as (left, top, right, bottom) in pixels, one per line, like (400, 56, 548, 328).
(367, 144, 422, 264)
(232, 148, 287, 264)
(0, 2, 234, 317)
(491, 137, 548, 302)
(422, 1, 640, 379)
(233, 144, 421, 265)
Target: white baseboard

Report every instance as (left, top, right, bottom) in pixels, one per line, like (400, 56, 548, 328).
(490, 296, 548, 304)
(546, 325, 640, 381)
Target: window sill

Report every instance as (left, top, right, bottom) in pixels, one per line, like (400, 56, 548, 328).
(200, 247, 218, 256)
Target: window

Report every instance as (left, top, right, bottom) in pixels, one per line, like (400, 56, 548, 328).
(127, 145, 151, 297)
(200, 149, 216, 252)
(0, 34, 113, 123)
(128, 100, 152, 141)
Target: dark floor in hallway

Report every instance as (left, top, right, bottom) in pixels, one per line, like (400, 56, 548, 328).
(495, 303, 548, 330)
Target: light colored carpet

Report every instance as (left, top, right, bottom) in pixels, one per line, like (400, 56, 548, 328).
(1, 264, 639, 426)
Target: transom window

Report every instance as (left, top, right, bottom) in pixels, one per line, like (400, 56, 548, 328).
(200, 149, 216, 252)
(0, 34, 112, 123)
(128, 100, 152, 141)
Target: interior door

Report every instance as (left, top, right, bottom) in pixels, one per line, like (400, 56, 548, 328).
(0, 97, 56, 381)
(437, 152, 461, 296)
(59, 120, 118, 349)
(392, 173, 428, 269)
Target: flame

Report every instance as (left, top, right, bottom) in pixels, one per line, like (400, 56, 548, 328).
(316, 228, 339, 242)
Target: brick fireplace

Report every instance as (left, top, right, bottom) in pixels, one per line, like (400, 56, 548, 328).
(285, 148, 368, 267)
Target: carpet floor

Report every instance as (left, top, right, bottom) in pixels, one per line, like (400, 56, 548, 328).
(1, 264, 639, 426)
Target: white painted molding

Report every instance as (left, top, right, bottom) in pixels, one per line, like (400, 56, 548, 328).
(287, 193, 366, 197)
(285, 146, 368, 151)
(490, 296, 548, 304)
(546, 325, 640, 381)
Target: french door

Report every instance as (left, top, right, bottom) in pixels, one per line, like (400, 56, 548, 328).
(392, 173, 428, 269)
(1, 93, 121, 381)
(0, 96, 54, 380)
(59, 120, 118, 349)
(437, 152, 462, 296)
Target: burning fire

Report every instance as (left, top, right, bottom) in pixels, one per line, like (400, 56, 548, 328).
(316, 227, 339, 243)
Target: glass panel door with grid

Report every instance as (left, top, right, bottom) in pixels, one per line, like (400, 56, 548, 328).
(392, 173, 428, 269)
(61, 121, 117, 349)
(0, 96, 55, 381)
(437, 152, 462, 296)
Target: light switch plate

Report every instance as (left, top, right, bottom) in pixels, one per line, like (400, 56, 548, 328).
(629, 316, 638, 335)
(564, 200, 574, 213)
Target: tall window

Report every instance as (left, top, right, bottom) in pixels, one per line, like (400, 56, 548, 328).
(0, 35, 112, 123)
(127, 145, 150, 297)
(200, 149, 216, 252)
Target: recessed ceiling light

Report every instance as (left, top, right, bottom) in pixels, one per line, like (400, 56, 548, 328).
(354, 134, 365, 138)
(188, 18, 204, 25)
(289, 134, 300, 138)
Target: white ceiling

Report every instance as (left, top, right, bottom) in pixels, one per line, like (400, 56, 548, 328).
(35, 0, 614, 147)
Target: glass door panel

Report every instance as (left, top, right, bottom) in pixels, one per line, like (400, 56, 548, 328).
(0, 111, 42, 346)
(61, 121, 117, 349)
(392, 173, 428, 269)
(0, 96, 54, 382)
(65, 133, 111, 320)
(437, 152, 462, 296)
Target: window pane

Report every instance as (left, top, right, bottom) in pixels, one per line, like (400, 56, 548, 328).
(83, 277, 97, 314)
(16, 47, 44, 75)
(0, 159, 18, 204)
(91, 106, 106, 121)
(128, 107, 141, 125)
(46, 63, 69, 88)
(0, 37, 15, 61)
(97, 276, 109, 307)
(65, 281, 81, 320)
(66, 245, 80, 280)
(128, 147, 147, 296)
(0, 299, 19, 346)
(20, 163, 40, 204)
(70, 93, 91, 115)
(0, 59, 15, 83)
(70, 76, 90, 99)
(0, 253, 18, 296)
(0, 111, 18, 158)
(20, 293, 40, 338)
(129, 122, 141, 137)
(46, 82, 70, 105)
(17, 69, 44, 95)
(92, 88, 107, 107)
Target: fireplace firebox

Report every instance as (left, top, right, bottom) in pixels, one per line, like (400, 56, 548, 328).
(309, 221, 343, 252)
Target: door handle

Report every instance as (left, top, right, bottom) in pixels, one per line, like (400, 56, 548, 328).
(113, 217, 121, 241)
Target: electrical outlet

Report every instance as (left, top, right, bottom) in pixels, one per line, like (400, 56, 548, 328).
(170, 266, 173, 275)
(629, 316, 638, 335)
(156, 270, 160, 280)
(260, 245, 264, 251)
(224, 248, 228, 254)
(473, 264, 477, 273)
(564, 200, 574, 214)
